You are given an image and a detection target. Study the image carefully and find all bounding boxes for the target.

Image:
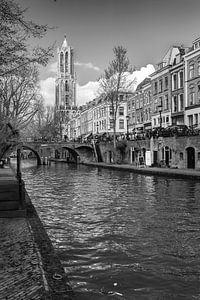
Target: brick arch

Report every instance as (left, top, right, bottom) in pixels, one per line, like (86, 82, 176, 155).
(61, 146, 80, 163)
(22, 145, 42, 165)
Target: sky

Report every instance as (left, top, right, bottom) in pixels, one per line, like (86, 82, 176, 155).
(18, 0, 200, 106)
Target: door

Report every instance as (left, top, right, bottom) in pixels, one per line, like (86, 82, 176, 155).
(165, 147, 170, 167)
(187, 147, 195, 169)
(153, 151, 158, 166)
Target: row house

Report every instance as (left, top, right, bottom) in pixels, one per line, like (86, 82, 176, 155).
(184, 36, 200, 128)
(92, 92, 131, 136)
(150, 46, 183, 129)
(127, 78, 151, 134)
(65, 92, 132, 140)
(170, 50, 185, 125)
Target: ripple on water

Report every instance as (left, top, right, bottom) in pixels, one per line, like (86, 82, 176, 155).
(20, 162, 200, 300)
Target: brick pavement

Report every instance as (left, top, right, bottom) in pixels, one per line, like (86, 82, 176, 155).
(0, 167, 75, 300)
(0, 218, 48, 300)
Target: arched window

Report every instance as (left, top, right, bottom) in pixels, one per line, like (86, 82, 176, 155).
(60, 52, 64, 73)
(189, 63, 194, 79)
(198, 61, 200, 76)
(65, 51, 68, 72)
(65, 81, 69, 92)
(180, 152, 183, 160)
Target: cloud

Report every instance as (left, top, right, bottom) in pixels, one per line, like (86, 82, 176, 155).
(39, 64, 155, 107)
(48, 61, 57, 74)
(40, 77, 55, 106)
(75, 61, 100, 72)
(76, 64, 155, 106)
(76, 81, 100, 106)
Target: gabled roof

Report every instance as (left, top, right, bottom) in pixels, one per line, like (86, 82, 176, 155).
(136, 77, 151, 91)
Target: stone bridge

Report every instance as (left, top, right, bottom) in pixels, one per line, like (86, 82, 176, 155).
(14, 141, 95, 165)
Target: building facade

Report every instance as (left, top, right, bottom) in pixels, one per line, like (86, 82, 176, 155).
(184, 37, 200, 128)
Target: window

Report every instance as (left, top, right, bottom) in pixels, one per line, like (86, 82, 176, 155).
(189, 85, 195, 106)
(119, 106, 124, 116)
(159, 79, 163, 93)
(179, 71, 184, 88)
(65, 81, 69, 91)
(119, 119, 124, 129)
(110, 119, 114, 129)
(154, 82, 158, 94)
(194, 114, 198, 127)
(65, 52, 68, 72)
(110, 106, 114, 115)
(166, 116, 169, 124)
(172, 95, 178, 112)
(198, 83, 200, 103)
(119, 94, 124, 101)
(164, 76, 168, 90)
(198, 152, 200, 160)
(188, 115, 193, 127)
(180, 152, 183, 160)
(148, 91, 151, 103)
(189, 63, 194, 79)
(60, 52, 64, 72)
(179, 94, 184, 111)
(198, 61, 200, 76)
(164, 94, 169, 110)
(172, 74, 177, 90)
(148, 108, 151, 120)
(65, 95, 69, 107)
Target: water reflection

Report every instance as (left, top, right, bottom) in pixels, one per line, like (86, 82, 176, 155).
(20, 161, 200, 299)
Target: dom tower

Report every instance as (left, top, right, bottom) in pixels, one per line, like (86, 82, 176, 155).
(55, 36, 76, 138)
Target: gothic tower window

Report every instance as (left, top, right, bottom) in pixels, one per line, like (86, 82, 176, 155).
(65, 81, 69, 92)
(60, 52, 64, 73)
(65, 52, 68, 73)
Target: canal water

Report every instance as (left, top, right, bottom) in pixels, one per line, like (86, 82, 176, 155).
(17, 160, 200, 299)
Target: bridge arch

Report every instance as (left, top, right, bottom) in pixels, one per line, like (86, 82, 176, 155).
(22, 145, 42, 165)
(0, 144, 42, 165)
(61, 146, 80, 163)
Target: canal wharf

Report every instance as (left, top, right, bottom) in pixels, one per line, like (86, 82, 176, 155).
(83, 162, 200, 180)
(0, 167, 76, 300)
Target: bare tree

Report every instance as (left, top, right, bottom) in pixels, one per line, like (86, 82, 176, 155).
(0, 0, 54, 76)
(0, 0, 54, 157)
(99, 46, 136, 161)
(21, 104, 60, 142)
(0, 65, 42, 130)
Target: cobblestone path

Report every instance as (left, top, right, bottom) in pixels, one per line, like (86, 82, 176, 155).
(0, 218, 48, 300)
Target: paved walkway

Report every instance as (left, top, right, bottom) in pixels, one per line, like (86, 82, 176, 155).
(84, 162, 200, 180)
(0, 167, 75, 300)
(0, 218, 48, 300)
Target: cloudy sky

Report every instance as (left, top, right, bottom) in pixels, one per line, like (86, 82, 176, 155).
(19, 0, 200, 106)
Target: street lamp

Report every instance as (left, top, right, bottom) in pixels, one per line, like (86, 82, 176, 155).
(126, 115, 130, 139)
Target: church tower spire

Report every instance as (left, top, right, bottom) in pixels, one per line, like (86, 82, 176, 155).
(55, 36, 77, 138)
